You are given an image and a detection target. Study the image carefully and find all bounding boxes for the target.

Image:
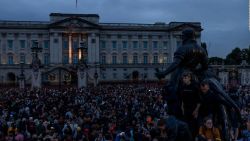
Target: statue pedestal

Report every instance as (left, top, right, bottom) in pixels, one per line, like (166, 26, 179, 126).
(31, 70, 41, 89)
(19, 79, 25, 89)
(77, 68, 87, 88)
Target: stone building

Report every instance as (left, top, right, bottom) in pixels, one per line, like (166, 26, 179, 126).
(0, 13, 202, 86)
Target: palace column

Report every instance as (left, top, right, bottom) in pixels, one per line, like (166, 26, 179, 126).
(68, 34, 72, 64)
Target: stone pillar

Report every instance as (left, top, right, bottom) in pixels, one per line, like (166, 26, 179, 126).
(219, 71, 228, 86)
(31, 70, 41, 89)
(58, 33, 63, 64)
(241, 69, 250, 85)
(19, 67, 25, 89)
(19, 79, 25, 89)
(68, 34, 72, 64)
(77, 66, 87, 88)
(169, 32, 176, 62)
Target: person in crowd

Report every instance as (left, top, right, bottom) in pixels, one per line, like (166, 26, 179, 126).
(178, 71, 200, 136)
(0, 83, 247, 140)
(199, 80, 239, 123)
(197, 117, 221, 141)
(157, 116, 193, 141)
(239, 115, 250, 141)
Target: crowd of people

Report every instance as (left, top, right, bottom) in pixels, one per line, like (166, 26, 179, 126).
(0, 81, 248, 141)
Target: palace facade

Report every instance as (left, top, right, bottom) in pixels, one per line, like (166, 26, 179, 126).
(0, 13, 204, 86)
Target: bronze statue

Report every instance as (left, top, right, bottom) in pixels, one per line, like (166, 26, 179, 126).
(156, 28, 241, 141)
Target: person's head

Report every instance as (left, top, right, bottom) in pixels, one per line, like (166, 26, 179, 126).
(182, 28, 195, 41)
(203, 117, 213, 129)
(200, 80, 210, 93)
(182, 72, 192, 85)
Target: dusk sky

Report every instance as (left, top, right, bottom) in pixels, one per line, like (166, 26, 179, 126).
(0, 0, 249, 58)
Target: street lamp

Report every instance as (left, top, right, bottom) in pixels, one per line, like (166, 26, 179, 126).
(31, 41, 43, 70)
(241, 49, 248, 66)
(31, 41, 43, 57)
(240, 49, 248, 85)
(19, 61, 25, 89)
(94, 63, 98, 87)
(31, 40, 43, 88)
(77, 38, 88, 88)
(78, 39, 87, 66)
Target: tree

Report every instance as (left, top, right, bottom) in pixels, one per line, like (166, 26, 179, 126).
(209, 57, 224, 65)
(225, 47, 242, 65)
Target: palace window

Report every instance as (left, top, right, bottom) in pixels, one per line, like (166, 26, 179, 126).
(133, 53, 138, 64)
(113, 73, 117, 79)
(143, 41, 148, 49)
(122, 41, 127, 50)
(63, 56, 69, 64)
(44, 40, 49, 49)
(20, 40, 26, 49)
(112, 55, 117, 64)
(44, 53, 50, 65)
(163, 41, 168, 50)
(8, 40, 13, 50)
(133, 41, 138, 49)
(112, 41, 117, 50)
(153, 55, 158, 64)
(20, 54, 26, 64)
(101, 54, 106, 64)
(143, 53, 148, 64)
(8, 54, 14, 64)
(63, 40, 68, 49)
(73, 54, 78, 64)
(122, 53, 128, 64)
(153, 41, 158, 49)
(73, 40, 78, 52)
(100, 40, 106, 49)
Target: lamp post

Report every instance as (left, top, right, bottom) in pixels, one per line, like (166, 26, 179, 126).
(94, 63, 98, 87)
(31, 41, 43, 89)
(77, 39, 88, 88)
(241, 49, 248, 66)
(19, 61, 25, 89)
(240, 49, 248, 85)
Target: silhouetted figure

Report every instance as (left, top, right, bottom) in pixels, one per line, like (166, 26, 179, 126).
(155, 28, 207, 117)
(155, 28, 241, 141)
